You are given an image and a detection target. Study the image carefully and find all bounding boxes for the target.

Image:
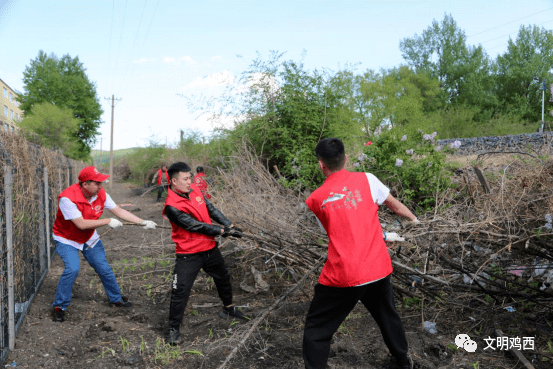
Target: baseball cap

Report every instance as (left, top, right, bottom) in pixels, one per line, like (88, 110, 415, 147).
(78, 166, 110, 183)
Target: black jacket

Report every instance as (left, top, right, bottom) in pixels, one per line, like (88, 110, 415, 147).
(164, 191, 231, 237)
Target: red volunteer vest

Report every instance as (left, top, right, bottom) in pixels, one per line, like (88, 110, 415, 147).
(306, 170, 392, 287)
(193, 172, 211, 199)
(52, 183, 107, 243)
(157, 169, 170, 185)
(163, 185, 216, 254)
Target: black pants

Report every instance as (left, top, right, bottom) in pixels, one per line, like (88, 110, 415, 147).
(303, 276, 408, 369)
(157, 185, 168, 201)
(169, 246, 233, 329)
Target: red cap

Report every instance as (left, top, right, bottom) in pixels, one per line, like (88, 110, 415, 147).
(78, 166, 110, 183)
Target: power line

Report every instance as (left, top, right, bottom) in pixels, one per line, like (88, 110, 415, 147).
(117, 0, 149, 97)
(478, 19, 553, 46)
(119, 0, 161, 98)
(467, 6, 553, 38)
(105, 0, 115, 92)
(110, 0, 128, 94)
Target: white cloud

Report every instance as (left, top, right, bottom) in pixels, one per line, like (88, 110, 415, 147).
(183, 70, 236, 90)
(179, 56, 195, 64)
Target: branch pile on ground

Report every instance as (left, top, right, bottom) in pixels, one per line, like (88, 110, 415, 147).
(201, 149, 553, 367)
(389, 157, 553, 312)
(211, 146, 326, 275)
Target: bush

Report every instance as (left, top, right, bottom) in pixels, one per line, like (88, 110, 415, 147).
(351, 129, 452, 210)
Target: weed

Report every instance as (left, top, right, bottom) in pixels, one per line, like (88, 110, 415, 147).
(144, 284, 153, 297)
(154, 338, 182, 364)
(208, 328, 213, 339)
(120, 335, 130, 352)
(206, 277, 215, 290)
(338, 322, 351, 336)
(140, 336, 148, 355)
(346, 313, 363, 320)
(190, 309, 199, 316)
(469, 361, 479, 369)
(402, 297, 421, 308)
(184, 349, 203, 356)
(89, 347, 115, 363)
(446, 343, 458, 351)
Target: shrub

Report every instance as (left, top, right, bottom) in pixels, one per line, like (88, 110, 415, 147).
(352, 129, 451, 210)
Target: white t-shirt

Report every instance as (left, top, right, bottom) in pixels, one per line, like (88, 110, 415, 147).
(53, 193, 117, 250)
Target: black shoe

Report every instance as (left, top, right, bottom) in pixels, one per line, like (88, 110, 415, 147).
(110, 298, 132, 307)
(394, 356, 412, 369)
(53, 307, 65, 322)
(220, 306, 249, 321)
(166, 328, 181, 346)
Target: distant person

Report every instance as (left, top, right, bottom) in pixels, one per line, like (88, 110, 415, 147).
(152, 165, 169, 202)
(302, 138, 418, 369)
(52, 166, 157, 322)
(162, 162, 245, 346)
(193, 166, 211, 199)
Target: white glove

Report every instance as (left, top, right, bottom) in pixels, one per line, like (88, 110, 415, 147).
(108, 218, 123, 229)
(141, 220, 157, 230)
(384, 232, 405, 242)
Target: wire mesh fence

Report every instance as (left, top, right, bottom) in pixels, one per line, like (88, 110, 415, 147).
(0, 131, 83, 364)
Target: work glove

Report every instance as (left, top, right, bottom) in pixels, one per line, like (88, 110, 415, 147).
(222, 226, 243, 238)
(229, 225, 243, 233)
(383, 232, 405, 242)
(108, 218, 123, 229)
(141, 220, 157, 230)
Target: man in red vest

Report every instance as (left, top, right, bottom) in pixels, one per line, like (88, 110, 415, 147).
(152, 165, 170, 203)
(162, 162, 245, 346)
(193, 166, 211, 199)
(302, 138, 418, 369)
(52, 166, 157, 322)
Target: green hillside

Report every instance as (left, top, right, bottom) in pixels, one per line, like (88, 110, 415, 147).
(91, 148, 138, 165)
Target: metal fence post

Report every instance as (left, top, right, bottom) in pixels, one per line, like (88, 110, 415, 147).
(44, 167, 51, 269)
(3, 166, 14, 351)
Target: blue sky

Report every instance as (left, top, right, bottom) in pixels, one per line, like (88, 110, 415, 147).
(1, 0, 552, 150)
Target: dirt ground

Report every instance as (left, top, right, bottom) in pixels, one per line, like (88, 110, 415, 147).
(4, 177, 552, 369)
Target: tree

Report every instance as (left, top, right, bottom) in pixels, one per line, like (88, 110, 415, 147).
(399, 14, 493, 111)
(17, 51, 103, 159)
(18, 102, 81, 157)
(495, 25, 553, 123)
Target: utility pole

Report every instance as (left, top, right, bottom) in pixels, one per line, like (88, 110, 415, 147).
(542, 81, 546, 133)
(104, 95, 121, 190)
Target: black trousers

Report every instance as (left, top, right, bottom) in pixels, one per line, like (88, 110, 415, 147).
(303, 276, 408, 369)
(157, 185, 168, 201)
(169, 246, 233, 329)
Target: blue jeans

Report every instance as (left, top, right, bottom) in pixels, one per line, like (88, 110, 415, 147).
(53, 240, 123, 309)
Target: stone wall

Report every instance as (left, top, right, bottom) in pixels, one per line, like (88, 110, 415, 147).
(437, 132, 553, 156)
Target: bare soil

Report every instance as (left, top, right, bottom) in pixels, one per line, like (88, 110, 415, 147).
(5, 178, 551, 369)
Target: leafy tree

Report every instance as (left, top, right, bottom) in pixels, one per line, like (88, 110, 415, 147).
(400, 14, 493, 112)
(17, 51, 103, 159)
(495, 25, 553, 123)
(18, 102, 81, 157)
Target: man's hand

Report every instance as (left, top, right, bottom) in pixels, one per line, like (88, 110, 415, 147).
(141, 220, 157, 230)
(383, 232, 405, 242)
(109, 218, 123, 229)
(229, 225, 243, 233)
(222, 226, 243, 238)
